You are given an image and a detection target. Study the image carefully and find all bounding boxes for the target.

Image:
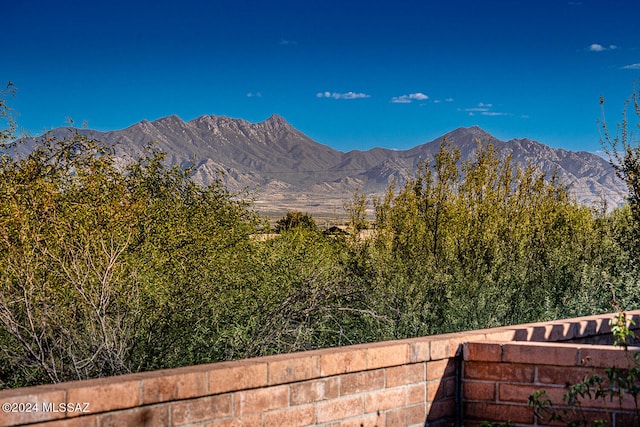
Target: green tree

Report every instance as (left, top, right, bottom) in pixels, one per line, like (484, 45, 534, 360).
(0, 82, 16, 148)
(274, 210, 318, 233)
(0, 125, 259, 385)
(357, 138, 622, 338)
(344, 188, 369, 233)
(600, 88, 640, 260)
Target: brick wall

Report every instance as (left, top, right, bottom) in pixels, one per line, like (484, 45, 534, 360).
(1, 311, 638, 427)
(463, 328, 640, 425)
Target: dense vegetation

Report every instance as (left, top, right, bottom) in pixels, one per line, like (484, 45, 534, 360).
(1, 84, 639, 388)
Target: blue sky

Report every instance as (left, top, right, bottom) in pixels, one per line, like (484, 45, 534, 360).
(3, 0, 640, 153)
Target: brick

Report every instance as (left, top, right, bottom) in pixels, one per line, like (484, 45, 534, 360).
(171, 394, 233, 426)
(463, 381, 495, 401)
(537, 365, 596, 385)
(547, 387, 638, 411)
(386, 363, 425, 388)
(66, 378, 140, 416)
(316, 395, 363, 423)
(340, 370, 385, 395)
(142, 370, 207, 404)
(464, 342, 502, 362)
(385, 407, 405, 427)
(464, 361, 534, 383)
(427, 380, 445, 402)
(575, 335, 614, 345)
(528, 325, 552, 342)
(30, 415, 99, 427)
(409, 340, 430, 363)
(429, 338, 450, 361)
(426, 359, 456, 381)
(0, 388, 66, 425)
(204, 414, 262, 427)
(546, 322, 574, 341)
(319, 348, 367, 376)
(503, 342, 579, 366)
(444, 378, 456, 398)
(426, 398, 455, 421)
(612, 412, 640, 426)
(580, 345, 633, 369)
(463, 401, 534, 423)
(99, 405, 169, 427)
(290, 377, 339, 405)
(234, 385, 289, 416)
(405, 403, 427, 425)
(386, 403, 427, 426)
(536, 408, 613, 426)
(483, 328, 516, 342)
(263, 404, 315, 427)
(575, 319, 601, 338)
(267, 354, 319, 385)
(367, 343, 409, 369)
(208, 362, 268, 395)
(512, 327, 534, 341)
(364, 387, 406, 412)
(407, 383, 426, 405)
(341, 413, 383, 427)
(448, 333, 486, 358)
(499, 383, 564, 404)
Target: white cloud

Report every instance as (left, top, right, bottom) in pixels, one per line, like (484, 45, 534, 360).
(445, 98, 454, 102)
(589, 43, 617, 52)
(391, 92, 429, 104)
(391, 96, 412, 104)
(279, 39, 297, 46)
(481, 111, 509, 116)
(464, 102, 493, 112)
(462, 102, 516, 117)
(410, 92, 429, 100)
(622, 63, 640, 70)
(316, 91, 371, 100)
(246, 92, 262, 98)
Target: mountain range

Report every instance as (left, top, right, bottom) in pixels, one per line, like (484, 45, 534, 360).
(31, 114, 627, 218)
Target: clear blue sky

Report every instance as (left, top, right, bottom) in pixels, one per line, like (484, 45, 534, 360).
(3, 0, 640, 152)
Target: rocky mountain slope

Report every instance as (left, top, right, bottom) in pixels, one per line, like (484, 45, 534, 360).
(24, 115, 627, 218)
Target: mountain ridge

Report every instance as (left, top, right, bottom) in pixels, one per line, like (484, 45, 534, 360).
(22, 115, 627, 217)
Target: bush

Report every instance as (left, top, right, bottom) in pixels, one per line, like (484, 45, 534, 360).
(354, 139, 626, 338)
(0, 128, 258, 386)
(274, 210, 318, 233)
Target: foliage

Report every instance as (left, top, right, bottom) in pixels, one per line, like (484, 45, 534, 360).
(2, 87, 640, 389)
(0, 82, 16, 147)
(0, 128, 261, 386)
(600, 85, 640, 256)
(0, 89, 375, 386)
(274, 210, 318, 233)
(344, 188, 369, 233)
(353, 139, 624, 338)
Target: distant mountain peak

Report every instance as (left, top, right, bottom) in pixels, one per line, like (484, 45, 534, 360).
(446, 125, 493, 140)
(260, 114, 291, 130)
(156, 114, 183, 123)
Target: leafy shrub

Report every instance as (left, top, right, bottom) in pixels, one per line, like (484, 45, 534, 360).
(274, 210, 318, 233)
